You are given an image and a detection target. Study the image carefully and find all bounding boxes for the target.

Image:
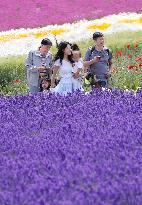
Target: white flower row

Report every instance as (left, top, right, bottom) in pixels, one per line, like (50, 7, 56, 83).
(0, 12, 142, 57)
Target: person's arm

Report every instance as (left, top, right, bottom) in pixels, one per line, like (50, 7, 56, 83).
(84, 58, 99, 67)
(73, 69, 81, 79)
(25, 51, 45, 73)
(73, 61, 83, 79)
(108, 60, 113, 72)
(51, 66, 59, 88)
(44, 54, 54, 79)
(49, 54, 54, 79)
(25, 51, 38, 73)
(84, 49, 100, 67)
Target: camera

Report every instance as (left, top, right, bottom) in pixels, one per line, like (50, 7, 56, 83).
(85, 72, 94, 80)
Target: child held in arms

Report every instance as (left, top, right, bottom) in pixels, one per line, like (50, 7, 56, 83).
(71, 44, 84, 91)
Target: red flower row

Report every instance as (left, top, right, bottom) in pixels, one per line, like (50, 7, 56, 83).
(128, 64, 142, 69)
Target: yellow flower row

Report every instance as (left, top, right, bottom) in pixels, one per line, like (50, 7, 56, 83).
(0, 28, 67, 43)
(0, 14, 142, 43)
(87, 17, 142, 30)
(119, 17, 142, 24)
(88, 23, 111, 30)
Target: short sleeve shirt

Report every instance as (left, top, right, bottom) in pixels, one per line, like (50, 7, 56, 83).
(72, 59, 83, 73)
(84, 47, 112, 77)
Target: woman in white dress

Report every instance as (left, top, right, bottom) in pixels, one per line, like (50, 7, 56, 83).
(51, 42, 78, 95)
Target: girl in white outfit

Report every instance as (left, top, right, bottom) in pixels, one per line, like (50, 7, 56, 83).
(72, 48, 84, 91)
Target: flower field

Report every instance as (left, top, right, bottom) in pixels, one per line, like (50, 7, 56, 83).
(1, 12, 142, 56)
(0, 1, 142, 204)
(0, 90, 142, 205)
(0, 0, 142, 32)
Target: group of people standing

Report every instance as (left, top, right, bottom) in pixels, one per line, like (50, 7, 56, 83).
(25, 32, 113, 95)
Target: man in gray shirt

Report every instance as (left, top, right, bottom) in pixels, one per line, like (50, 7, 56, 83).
(84, 32, 113, 88)
(25, 38, 53, 93)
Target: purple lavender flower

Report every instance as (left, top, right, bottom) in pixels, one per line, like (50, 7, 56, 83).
(0, 89, 142, 205)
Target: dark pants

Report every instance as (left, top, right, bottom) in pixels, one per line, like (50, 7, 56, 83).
(86, 73, 108, 89)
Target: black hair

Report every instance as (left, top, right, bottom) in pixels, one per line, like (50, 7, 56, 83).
(93, 32, 104, 40)
(71, 43, 80, 51)
(71, 43, 81, 58)
(54, 41, 74, 65)
(42, 77, 51, 83)
(40, 77, 51, 92)
(41, 38, 52, 46)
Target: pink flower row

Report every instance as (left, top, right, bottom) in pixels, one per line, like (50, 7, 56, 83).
(0, 0, 142, 32)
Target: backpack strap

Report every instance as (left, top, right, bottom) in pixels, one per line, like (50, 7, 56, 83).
(87, 46, 95, 60)
(90, 46, 95, 55)
(104, 47, 110, 56)
(104, 48, 111, 66)
(31, 51, 34, 65)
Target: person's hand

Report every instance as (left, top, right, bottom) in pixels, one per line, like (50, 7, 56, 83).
(73, 72, 80, 79)
(93, 56, 101, 63)
(50, 83, 56, 88)
(38, 67, 46, 72)
(105, 71, 111, 79)
(39, 73, 46, 77)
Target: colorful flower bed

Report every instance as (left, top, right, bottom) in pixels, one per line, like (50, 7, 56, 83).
(1, 12, 142, 56)
(0, 90, 142, 205)
(0, 0, 142, 32)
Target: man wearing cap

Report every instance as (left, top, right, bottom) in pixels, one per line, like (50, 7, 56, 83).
(25, 38, 53, 93)
(84, 32, 113, 89)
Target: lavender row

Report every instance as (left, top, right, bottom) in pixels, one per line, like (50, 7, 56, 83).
(0, 89, 142, 205)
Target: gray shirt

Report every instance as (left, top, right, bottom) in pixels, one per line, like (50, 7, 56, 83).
(25, 50, 53, 87)
(84, 47, 112, 79)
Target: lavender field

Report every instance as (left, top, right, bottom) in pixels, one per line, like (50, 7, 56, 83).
(1, 0, 142, 204)
(0, 90, 142, 205)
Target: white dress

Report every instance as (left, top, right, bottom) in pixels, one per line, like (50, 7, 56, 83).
(52, 59, 74, 95)
(52, 59, 84, 95)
